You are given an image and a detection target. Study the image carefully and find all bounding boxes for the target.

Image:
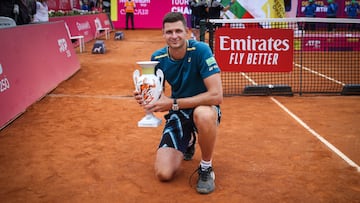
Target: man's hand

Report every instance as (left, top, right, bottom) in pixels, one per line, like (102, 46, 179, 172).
(143, 94, 172, 113)
(133, 90, 143, 106)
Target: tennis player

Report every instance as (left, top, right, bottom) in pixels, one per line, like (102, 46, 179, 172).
(133, 11, 223, 194)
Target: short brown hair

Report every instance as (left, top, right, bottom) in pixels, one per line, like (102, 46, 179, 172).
(162, 12, 187, 28)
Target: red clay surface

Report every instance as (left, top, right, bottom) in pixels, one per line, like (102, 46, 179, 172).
(0, 30, 360, 202)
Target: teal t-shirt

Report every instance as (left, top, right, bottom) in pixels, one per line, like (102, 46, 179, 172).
(151, 40, 220, 98)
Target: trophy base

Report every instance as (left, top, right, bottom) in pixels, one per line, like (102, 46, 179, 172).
(138, 114, 162, 127)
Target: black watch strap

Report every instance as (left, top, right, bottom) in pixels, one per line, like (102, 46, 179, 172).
(172, 98, 179, 111)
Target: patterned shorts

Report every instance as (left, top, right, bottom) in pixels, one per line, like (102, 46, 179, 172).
(158, 106, 221, 154)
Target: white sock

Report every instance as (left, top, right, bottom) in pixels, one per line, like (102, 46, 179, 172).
(200, 160, 212, 171)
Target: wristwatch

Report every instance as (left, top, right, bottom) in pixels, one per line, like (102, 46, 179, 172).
(172, 98, 179, 111)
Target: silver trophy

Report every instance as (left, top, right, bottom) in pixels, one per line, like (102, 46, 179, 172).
(133, 61, 164, 127)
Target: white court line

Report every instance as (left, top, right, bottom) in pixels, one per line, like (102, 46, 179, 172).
(241, 72, 258, 85)
(241, 64, 345, 88)
(294, 63, 346, 86)
(271, 97, 360, 172)
(48, 93, 132, 100)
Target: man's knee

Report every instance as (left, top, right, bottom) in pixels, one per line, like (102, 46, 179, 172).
(154, 147, 183, 181)
(193, 106, 217, 125)
(155, 167, 175, 182)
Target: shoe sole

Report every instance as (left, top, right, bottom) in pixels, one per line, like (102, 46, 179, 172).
(184, 156, 193, 161)
(196, 170, 215, 194)
(183, 150, 194, 161)
(196, 185, 215, 194)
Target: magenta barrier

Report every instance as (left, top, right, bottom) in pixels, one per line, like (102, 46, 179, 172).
(113, 1, 190, 29)
(50, 13, 112, 43)
(114, 1, 173, 29)
(0, 21, 80, 130)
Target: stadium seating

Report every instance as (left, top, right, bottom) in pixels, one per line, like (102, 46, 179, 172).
(94, 18, 110, 40)
(65, 22, 85, 53)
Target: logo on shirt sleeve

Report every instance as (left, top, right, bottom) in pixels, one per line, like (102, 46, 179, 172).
(206, 56, 216, 66)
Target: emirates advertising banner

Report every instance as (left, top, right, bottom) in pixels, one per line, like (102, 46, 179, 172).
(215, 28, 293, 72)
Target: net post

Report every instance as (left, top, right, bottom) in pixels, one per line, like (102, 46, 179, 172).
(200, 19, 206, 42)
(208, 22, 214, 53)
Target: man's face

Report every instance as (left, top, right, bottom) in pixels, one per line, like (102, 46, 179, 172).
(163, 21, 188, 49)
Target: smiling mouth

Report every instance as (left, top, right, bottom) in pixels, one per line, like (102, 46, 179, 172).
(169, 40, 179, 45)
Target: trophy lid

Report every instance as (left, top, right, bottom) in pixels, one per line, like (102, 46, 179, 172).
(136, 61, 159, 67)
(136, 61, 159, 74)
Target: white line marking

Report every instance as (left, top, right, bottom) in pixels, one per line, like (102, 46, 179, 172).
(48, 93, 132, 100)
(270, 97, 360, 172)
(241, 72, 258, 85)
(294, 63, 346, 86)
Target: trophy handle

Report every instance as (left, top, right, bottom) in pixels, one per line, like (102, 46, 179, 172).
(133, 69, 140, 91)
(156, 69, 164, 88)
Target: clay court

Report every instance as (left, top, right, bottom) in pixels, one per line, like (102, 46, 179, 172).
(0, 30, 360, 202)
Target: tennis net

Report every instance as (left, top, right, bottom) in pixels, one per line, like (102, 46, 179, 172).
(200, 18, 360, 96)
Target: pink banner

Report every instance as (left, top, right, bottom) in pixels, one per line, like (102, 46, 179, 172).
(0, 22, 80, 129)
(113, 1, 191, 29)
(50, 13, 112, 43)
